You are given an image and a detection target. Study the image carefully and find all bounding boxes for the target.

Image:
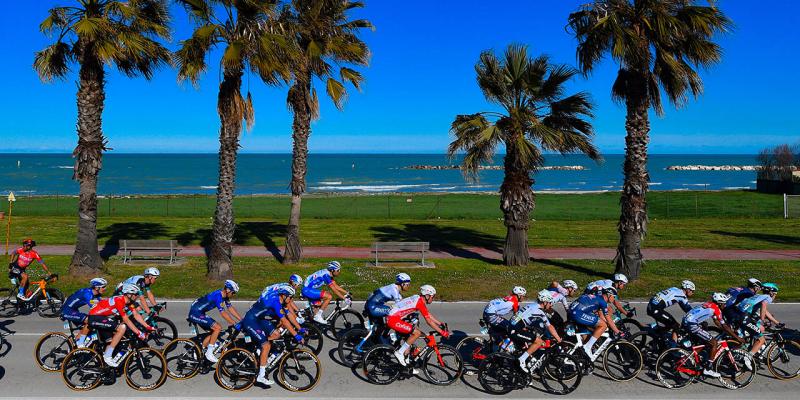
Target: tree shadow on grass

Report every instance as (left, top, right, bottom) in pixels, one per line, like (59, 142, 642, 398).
(535, 259, 607, 278)
(175, 222, 286, 261)
(370, 223, 504, 264)
(709, 230, 800, 246)
(97, 222, 170, 260)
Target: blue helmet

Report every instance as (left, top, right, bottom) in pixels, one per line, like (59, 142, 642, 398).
(762, 283, 779, 293)
(224, 280, 240, 293)
(396, 273, 411, 285)
(327, 261, 342, 272)
(90, 278, 108, 288)
(289, 274, 303, 286)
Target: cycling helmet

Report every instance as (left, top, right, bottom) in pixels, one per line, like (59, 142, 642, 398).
(22, 238, 36, 247)
(613, 273, 628, 284)
(537, 290, 554, 303)
(144, 267, 160, 277)
(90, 277, 108, 288)
(396, 273, 411, 285)
(602, 287, 618, 297)
(562, 280, 578, 290)
(289, 274, 303, 286)
(747, 278, 762, 289)
(762, 283, 779, 293)
(327, 261, 341, 272)
(224, 280, 240, 293)
(711, 292, 731, 303)
(681, 280, 696, 291)
(279, 286, 296, 297)
(420, 285, 437, 297)
(512, 286, 527, 296)
(121, 283, 139, 295)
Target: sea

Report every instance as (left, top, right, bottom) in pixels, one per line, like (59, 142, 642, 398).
(0, 153, 760, 196)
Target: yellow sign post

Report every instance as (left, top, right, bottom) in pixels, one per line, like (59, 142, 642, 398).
(5, 192, 15, 256)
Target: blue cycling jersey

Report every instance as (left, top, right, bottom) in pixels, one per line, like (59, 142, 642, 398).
(303, 269, 333, 290)
(245, 294, 286, 321)
(63, 287, 101, 311)
(725, 287, 755, 307)
(569, 294, 609, 315)
(191, 289, 231, 314)
(262, 283, 292, 299)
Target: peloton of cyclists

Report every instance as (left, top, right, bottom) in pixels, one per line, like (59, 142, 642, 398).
(388, 285, 449, 367)
(188, 280, 243, 362)
(483, 286, 527, 342)
(730, 282, 782, 366)
(512, 290, 564, 372)
(681, 292, 744, 377)
(88, 283, 156, 367)
(62, 278, 107, 347)
(302, 261, 350, 324)
(569, 287, 623, 358)
(262, 274, 304, 324)
(585, 274, 632, 319)
(366, 273, 411, 321)
(546, 279, 578, 331)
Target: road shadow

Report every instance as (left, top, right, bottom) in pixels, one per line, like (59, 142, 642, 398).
(535, 259, 607, 278)
(370, 224, 504, 264)
(0, 366, 4, 381)
(709, 230, 800, 246)
(0, 319, 15, 358)
(175, 221, 286, 261)
(97, 222, 170, 260)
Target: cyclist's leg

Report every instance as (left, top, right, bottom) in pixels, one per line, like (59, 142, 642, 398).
(571, 310, 603, 354)
(741, 314, 764, 354)
(302, 287, 324, 319)
(18, 270, 29, 296)
(62, 309, 88, 344)
(319, 290, 333, 313)
(387, 314, 416, 358)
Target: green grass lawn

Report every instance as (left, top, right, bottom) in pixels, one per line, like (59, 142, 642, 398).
(28, 256, 800, 301)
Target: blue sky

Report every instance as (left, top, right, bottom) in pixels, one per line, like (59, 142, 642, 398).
(2, 0, 798, 154)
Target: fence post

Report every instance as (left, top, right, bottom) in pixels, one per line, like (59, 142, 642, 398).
(784, 193, 789, 219)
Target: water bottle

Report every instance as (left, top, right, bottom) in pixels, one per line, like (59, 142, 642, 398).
(190, 325, 197, 335)
(389, 331, 397, 342)
(111, 350, 127, 365)
(267, 352, 279, 368)
(499, 337, 512, 351)
(566, 324, 576, 337)
(10, 278, 17, 286)
(480, 325, 489, 335)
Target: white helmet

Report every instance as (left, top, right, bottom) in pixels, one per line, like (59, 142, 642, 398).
(144, 267, 160, 277)
(613, 273, 628, 284)
(681, 280, 696, 291)
(121, 283, 139, 295)
(512, 286, 527, 296)
(712, 292, 731, 303)
(396, 273, 411, 284)
(224, 280, 240, 293)
(537, 290, 554, 303)
(420, 285, 437, 297)
(562, 280, 578, 290)
(747, 278, 762, 288)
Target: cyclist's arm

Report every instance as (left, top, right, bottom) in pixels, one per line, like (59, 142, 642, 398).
(138, 294, 152, 314)
(328, 281, 348, 299)
(219, 308, 237, 325)
(612, 297, 627, 315)
(225, 305, 243, 321)
(423, 314, 446, 336)
(286, 309, 302, 330)
(287, 299, 300, 313)
(547, 322, 562, 342)
(279, 315, 299, 336)
(9, 252, 19, 264)
(146, 290, 156, 308)
(762, 306, 779, 325)
(601, 310, 621, 334)
(714, 317, 742, 342)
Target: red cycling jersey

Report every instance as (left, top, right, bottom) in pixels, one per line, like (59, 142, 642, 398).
(15, 248, 42, 268)
(387, 295, 430, 335)
(89, 295, 136, 317)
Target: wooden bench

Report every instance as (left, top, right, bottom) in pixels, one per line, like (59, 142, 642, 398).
(371, 241, 431, 267)
(121, 240, 181, 264)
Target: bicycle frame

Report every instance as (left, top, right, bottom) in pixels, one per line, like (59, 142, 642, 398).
(675, 340, 734, 377)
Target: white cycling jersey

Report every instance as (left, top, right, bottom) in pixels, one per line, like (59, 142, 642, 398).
(376, 284, 402, 302)
(512, 303, 551, 327)
(483, 296, 519, 317)
(650, 287, 690, 309)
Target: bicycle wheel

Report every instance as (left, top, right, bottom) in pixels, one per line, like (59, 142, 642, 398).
(715, 348, 755, 389)
(124, 347, 167, 390)
(477, 352, 521, 395)
(602, 340, 642, 381)
(277, 348, 321, 392)
(628, 331, 659, 367)
(766, 340, 800, 380)
(456, 336, 489, 374)
(618, 318, 643, 335)
(163, 338, 202, 380)
(215, 348, 257, 391)
(0, 288, 19, 318)
(331, 309, 364, 339)
(147, 316, 178, 349)
(540, 352, 582, 395)
(421, 344, 462, 385)
(655, 347, 697, 389)
(35, 332, 73, 372)
(338, 328, 369, 367)
(37, 288, 64, 318)
(362, 344, 401, 385)
(61, 347, 104, 391)
(302, 323, 324, 355)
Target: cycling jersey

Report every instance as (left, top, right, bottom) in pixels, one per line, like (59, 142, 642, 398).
(190, 290, 231, 315)
(547, 287, 570, 309)
(387, 295, 429, 335)
(568, 294, 608, 327)
(585, 279, 612, 293)
(512, 303, 551, 328)
(682, 302, 722, 325)
(366, 284, 402, 318)
(89, 295, 137, 317)
(246, 295, 286, 321)
(14, 247, 42, 268)
(725, 287, 756, 307)
(649, 287, 692, 312)
(262, 282, 293, 299)
(117, 275, 150, 295)
(737, 294, 772, 315)
(303, 269, 333, 290)
(62, 287, 101, 323)
(483, 295, 520, 324)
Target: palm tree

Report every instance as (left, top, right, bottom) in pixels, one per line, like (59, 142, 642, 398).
(34, 0, 171, 275)
(175, 0, 290, 279)
(449, 45, 600, 266)
(568, 0, 731, 279)
(281, 0, 372, 263)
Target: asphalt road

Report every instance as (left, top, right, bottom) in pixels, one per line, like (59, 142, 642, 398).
(1, 301, 799, 399)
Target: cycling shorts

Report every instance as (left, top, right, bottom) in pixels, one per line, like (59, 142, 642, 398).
(88, 315, 119, 331)
(738, 314, 763, 338)
(482, 316, 512, 340)
(365, 301, 391, 318)
(301, 287, 326, 301)
(685, 323, 713, 343)
(188, 312, 216, 330)
(61, 308, 87, 324)
(7, 262, 24, 279)
(387, 314, 414, 335)
(570, 310, 600, 327)
(647, 304, 679, 331)
(241, 316, 275, 345)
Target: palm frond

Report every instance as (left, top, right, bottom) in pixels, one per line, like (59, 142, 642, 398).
(33, 41, 73, 82)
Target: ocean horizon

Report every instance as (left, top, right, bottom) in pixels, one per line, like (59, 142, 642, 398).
(0, 153, 762, 196)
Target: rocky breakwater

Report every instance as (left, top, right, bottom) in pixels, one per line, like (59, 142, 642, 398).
(666, 165, 761, 171)
(404, 165, 586, 171)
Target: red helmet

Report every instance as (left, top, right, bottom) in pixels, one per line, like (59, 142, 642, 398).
(22, 238, 36, 247)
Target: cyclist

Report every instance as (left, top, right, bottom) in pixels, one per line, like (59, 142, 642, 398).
(115, 267, 160, 314)
(302, 261, 349, 324)
(262, 274, 304, 322)
(547, 280, 578, 332)
(240, 285, 303, 386)
(62, 278, 107, 347)
(388, 285, 449, 366)
(647, 280, 695, 340)
(723, 278, 762, 323)
(568, 287, 622, 357)
(365, 273, 411, 319)
(512, 290, 564, 373)
(734, 282, 781, 367)
(482, 286, 527, 343)
(88, 283, 155, 367)
(188, 280, 243, 363)
(8, 238, 51, 299)
(585, 274, 632, 319)
(681, 292, 743, 378)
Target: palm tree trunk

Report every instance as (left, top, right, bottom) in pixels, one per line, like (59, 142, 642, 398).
(207, 68, 244, 280)
(283, 78, 312, 264)
(615, 72, 650, 280)
(500, 142, 534, 266)
(70, 57, 106, 275)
